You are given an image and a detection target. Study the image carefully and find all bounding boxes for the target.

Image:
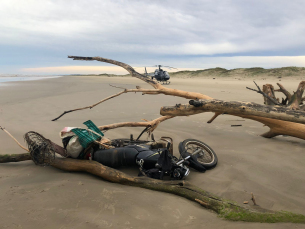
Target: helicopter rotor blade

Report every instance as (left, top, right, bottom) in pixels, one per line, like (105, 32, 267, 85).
(152, 65, 178, 70)
(162, 66, 178, 70)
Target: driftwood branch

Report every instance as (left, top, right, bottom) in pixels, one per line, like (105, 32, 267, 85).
(275, 83, 292, 101)
(52, 88, 160, 121)
(161, 100, 305, 125)
(207, 112, 222, 123)
(53, 56, 212, 121)
(0, 153, 31, 163)
(247, 81, 280, 105)
(272, 82, 305, 110)
(287, 81, 305, 110)
(68, 56, 160, 89)
(251, 192, 257, 206)
(0, 126, 29, 152)
(53, 56, 305, 141)
(262, 84, 278, 105)
(160, 100, 305, 140)
(98, 116, 173, 133)
(1, 153, 304, 223)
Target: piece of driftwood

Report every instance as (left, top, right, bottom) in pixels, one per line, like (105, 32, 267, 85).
(263, 81, 305, 109)
(1, 152, 305, 223)
(262, 84, 278, 105)
(251, 192, 257, 206)
(51, 56, 305, 141)
(52, 56, 212, 121)
(162, 100, 305, 124)
(0, 153, 31, 163)
(161, 100, 305, 140)
(98, 116, 173, 133)
(0, 126, 29, 152)
(247, 81, 280, 105)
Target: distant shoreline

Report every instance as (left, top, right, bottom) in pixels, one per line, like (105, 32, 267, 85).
(0, 75, 62, 85)
(66, 66, 305, 79)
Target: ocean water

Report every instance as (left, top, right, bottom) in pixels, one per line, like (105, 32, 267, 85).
(0, 75, 62, 85)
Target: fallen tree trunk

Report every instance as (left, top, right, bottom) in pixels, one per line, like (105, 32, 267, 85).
(161, 100, 305, 125)
(1, 153, 304, 223)
(160, 100, 305, 140)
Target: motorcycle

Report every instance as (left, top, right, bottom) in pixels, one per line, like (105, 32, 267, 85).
(92, 131, 218, 180)
(24, 125, 218, 180)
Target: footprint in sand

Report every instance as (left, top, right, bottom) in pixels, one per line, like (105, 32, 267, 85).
(186, 215, 196, 223)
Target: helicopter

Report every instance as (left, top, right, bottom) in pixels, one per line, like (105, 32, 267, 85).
(144, 65, 177, 84)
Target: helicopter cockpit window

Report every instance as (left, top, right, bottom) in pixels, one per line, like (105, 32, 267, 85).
(165, 72, 169, 77)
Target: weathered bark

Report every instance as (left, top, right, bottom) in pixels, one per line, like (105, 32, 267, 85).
(161, 100, 305, 124)
(263, 84, 278, 105)
(247, 81, 280, 105)
(161, 100, 305, 140)
(275, 83, 292, 102)
(272, 81, 305, 109)
(240, 115, 305, 140)
(287, 81, 305, 110)
(98, 116, 173, 133)
(0, 153, 31, 163)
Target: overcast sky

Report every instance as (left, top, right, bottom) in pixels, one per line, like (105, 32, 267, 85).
(1, 0, 305, 75)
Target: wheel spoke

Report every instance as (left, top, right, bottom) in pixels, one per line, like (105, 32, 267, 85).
(185, 142, 214, 164)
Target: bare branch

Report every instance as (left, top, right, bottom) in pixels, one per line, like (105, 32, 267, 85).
(287, 81, 305, 110)
(52, 88, 160, 121)
(207, 112, 222, 123)
(0, 126, 29, 152)
(98, 116, 174, 133)
(68, 56, 162, 89)
(262, 84, 278, 105)
(246, 81, 280, 105)
(53, 56, 214, 120)
(275, 83, 292, 101)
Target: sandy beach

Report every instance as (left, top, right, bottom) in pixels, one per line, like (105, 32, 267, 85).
(1, 75, 305, 229)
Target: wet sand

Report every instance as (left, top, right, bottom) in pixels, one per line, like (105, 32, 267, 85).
(0, 75, 305, 228)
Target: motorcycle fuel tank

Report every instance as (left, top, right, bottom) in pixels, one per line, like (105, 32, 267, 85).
(136, 149, 162, 169)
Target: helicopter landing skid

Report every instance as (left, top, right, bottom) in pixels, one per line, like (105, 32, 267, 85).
(159, 81, 170, 85)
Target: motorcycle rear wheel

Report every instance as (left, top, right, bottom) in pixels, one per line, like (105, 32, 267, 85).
(179, 139, 217, 169)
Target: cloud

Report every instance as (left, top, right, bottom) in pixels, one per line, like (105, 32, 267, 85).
(1, 0, 305, 72)
(21, 65, 130, 75)
(19, 56, 305, 75)
(170, 56, 305, 69)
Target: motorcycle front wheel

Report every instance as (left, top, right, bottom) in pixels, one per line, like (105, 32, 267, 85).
(178, 139, 218, 169)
